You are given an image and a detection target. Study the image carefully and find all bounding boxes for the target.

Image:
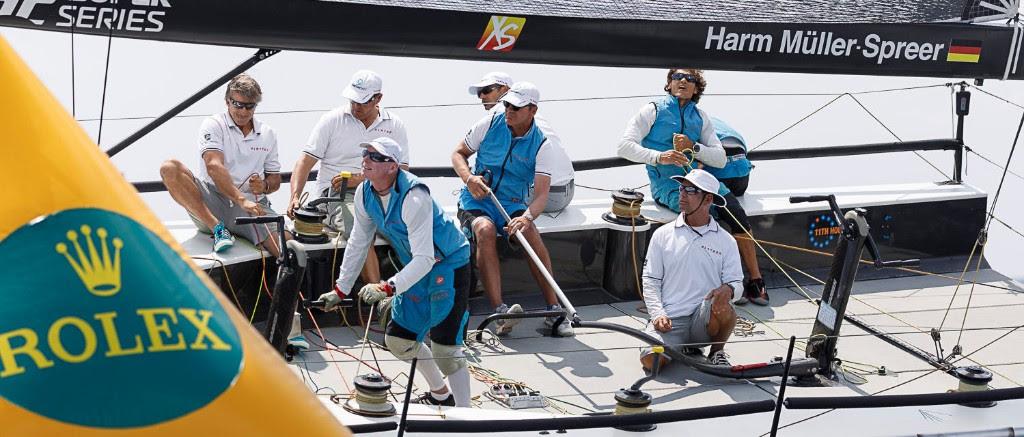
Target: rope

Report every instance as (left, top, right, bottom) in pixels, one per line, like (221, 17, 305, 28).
(192, 256, 243, 311)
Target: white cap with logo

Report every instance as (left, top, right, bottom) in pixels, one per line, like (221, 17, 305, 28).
(359, 137, 402, 163)
(671, 169, 727, 206)
(500, 81, 540, 107)
(467, 71, 514, 95)
(342, 70, 383, 104)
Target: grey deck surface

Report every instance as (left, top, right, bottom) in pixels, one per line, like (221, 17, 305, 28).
(289, 270, 1024, 436)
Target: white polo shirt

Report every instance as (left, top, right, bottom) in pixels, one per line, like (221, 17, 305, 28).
(491, 105, 575, 186)
(303, 106, 409, 194)
(197, 112, 280, 201)
(641, 214, 744, 319)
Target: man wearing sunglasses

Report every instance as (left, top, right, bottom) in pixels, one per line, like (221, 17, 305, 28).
(618, 68, 768, 305)
(469, 72, 577, 215)
(640, 169, 743, 372)
(288, 69, 410, 285)
(316, 137, 473, 408)
(159, 73, 285, 257)
(452, 82, 573, 337)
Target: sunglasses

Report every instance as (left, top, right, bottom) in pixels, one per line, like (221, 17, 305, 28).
(228, 98, 257, 110)
(679, 185, 705, 196)
(671, 72, 697, 83)
(362, 149, 394, 163)
(503, 101, 534, 112)
(477, 85, 499, 96)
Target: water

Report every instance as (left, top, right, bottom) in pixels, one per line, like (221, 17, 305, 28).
(3, 27, 1021, 280)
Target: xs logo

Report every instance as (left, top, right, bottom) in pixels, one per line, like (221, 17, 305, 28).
(0, 0, 56, 25)
(477, 15, 526, 52)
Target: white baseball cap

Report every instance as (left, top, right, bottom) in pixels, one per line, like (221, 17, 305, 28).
(671, 169, 727, 206)
(342, 70, 383, 104)
(467, 71, 514, 95)
(360, 137, 402, 163)
(500, 81, 540, 107)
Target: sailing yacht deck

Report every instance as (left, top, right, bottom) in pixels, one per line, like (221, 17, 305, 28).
(289, 271, 1023, 436)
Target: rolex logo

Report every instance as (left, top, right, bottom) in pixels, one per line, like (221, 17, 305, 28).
(55, 225, 123, 297)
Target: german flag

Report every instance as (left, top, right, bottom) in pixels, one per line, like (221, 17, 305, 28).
(947, 39, 982, 63)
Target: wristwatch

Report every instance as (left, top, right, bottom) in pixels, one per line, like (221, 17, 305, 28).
(692, 143, 702, 153)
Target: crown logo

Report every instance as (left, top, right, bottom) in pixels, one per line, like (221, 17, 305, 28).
(55, 225, 123, 297)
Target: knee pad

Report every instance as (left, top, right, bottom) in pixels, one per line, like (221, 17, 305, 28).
(384, 335, 421, 362)
(431, 343, 467, 376)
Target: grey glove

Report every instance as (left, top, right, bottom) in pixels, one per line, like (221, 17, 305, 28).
(377, 296, 394, 329)
(359, 282, 389, 304)
(317, 289, 344, 311)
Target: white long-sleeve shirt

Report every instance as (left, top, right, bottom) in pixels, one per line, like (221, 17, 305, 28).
(642, 214, 744, 319)
(617, 102, 726, 168)
(335, 183, 436, 295)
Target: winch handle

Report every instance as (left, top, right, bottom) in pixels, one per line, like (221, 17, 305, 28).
(864, 233, 920, 269)
(789, 194, 844, 228)
(235, 215, 285, 226)
(302, 297, 354, 310)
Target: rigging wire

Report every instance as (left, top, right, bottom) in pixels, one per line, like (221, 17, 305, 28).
(748, 94, 846, 152)
(96, 23, 114, 146)
(72, 83, 953, 123)
(966, 146, 1024, 181)
(846, 93, 952, 180)
(69, 15, 76, 117)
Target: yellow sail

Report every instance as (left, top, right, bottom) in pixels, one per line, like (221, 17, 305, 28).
(0, 36, 349, 436)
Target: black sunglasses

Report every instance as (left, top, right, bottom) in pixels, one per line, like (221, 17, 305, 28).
(228, 98, 257, 110)
(477, 85, 499, 97)
(671, 72, 697, 83)
(362, 149, 394, 163)
(679, 185, 705, 195)
(503, 101, 534, 112)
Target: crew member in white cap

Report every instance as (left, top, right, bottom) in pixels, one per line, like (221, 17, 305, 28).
(288, 69, 409, 285)
(468, 71, 514, 110)
(452, 81, 573, 337)
(468, 72, 575, 213)
(639, 169, 743, 371)
(317, 137, 473, 407)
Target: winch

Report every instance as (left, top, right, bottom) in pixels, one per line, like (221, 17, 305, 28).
(292, 172, 351, 244)
(602, 189, 647, 226)
(342, 373, 396, 417)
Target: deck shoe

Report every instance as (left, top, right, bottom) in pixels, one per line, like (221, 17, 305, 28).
(212, 222, 235, 253)
(543, 304, 575, 337)
(747, 278, 770, 306)
(709, 350, 732, 367)
(413, 391, 455, 406)
(493, 303, 523, 336)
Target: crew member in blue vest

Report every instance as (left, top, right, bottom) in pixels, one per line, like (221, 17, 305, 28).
(316, 137, 473, 407)
(704, 118, 768, 305)
(451, 82, 573, 337)
(618, 69, 768, 305)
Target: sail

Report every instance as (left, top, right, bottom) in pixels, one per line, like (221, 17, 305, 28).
(0, 0, 1020, 78)
(0, 35, 349, 436)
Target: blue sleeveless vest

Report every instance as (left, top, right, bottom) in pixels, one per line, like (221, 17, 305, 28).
(705, 117, 753, 180)
(363, 170, 470, 339)
(641, 95, 707, 211)
(458, 112, 546, 228)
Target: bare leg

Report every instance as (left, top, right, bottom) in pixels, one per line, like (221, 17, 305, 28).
(160, 160, 218, 229)
(519, 224, 558, 306)
(705, 301, 737, 355)
(472, 218, 503, 308)
(640, 353, 669, 372)
(361, 247, 381, 283)
(735, 234, 762, 279)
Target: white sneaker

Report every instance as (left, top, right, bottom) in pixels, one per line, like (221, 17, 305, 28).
(287, 311, 309, 350)
(493, 304, 523, 336)
(544, 305, 574, 337)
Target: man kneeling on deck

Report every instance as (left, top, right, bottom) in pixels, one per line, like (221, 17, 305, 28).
(640, 169, 744, 372)
(316, 138, 473, 407)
